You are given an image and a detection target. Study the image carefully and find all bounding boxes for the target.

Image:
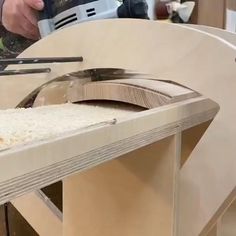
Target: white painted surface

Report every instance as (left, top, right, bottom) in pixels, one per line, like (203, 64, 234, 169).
(226, 9, 236, 32)
(146, 0, 156, 19)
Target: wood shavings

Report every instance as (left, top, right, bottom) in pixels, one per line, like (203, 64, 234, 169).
(0, 103, 139, 150)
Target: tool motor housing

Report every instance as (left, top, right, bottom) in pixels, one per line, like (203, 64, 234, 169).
(38, 0, 149, 38)
(39, 0, 120, 37)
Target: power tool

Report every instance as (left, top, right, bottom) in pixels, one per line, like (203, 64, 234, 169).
(38, 0, 149, 38)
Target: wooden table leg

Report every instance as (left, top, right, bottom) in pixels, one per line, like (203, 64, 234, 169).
(63, 134, 181, 236)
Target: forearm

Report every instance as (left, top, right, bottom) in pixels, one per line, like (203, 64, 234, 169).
(0, 0, 43, 39)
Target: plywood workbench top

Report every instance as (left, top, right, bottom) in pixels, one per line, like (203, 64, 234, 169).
(0, 103, 140, 151)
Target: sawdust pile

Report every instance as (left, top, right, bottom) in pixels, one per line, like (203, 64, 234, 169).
(0, 103, 139, 150)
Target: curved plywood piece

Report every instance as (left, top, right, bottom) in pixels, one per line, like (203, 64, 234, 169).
(35, 78, 198, 109)
(68, 79, 198, 109)
(186, 24, 236, 46)
(32, 81, 71, 107)
(0, 19, 227, 109)
(0, 20, 236, 235)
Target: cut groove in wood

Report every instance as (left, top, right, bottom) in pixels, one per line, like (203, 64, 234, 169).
(68, 78, 199, 109)
(32, 74, 200, 109)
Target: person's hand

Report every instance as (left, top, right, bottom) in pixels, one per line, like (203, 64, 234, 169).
(2, 0, 44, 40)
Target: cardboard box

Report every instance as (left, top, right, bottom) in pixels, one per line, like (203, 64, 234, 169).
(195, 0, 225, 28)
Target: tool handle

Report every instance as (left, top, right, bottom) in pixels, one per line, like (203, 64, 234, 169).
(38, 0, 55, 37)
(38, 0, 53, 21)
(118, 0, 149, 19)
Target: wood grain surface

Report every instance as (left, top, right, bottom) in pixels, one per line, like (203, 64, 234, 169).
(63, 135, 181, 236)
(195, 0, 226, 28)
(68, 78, 199, 109)
(227, 0, 236, 11)
(186, 24, 236, 46)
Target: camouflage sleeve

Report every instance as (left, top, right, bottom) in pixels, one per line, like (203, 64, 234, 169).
(0, 0, 5, 23)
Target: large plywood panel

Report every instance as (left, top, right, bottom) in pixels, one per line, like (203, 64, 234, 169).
(63, 135, 180, 236)
(0, 20, 235, 236)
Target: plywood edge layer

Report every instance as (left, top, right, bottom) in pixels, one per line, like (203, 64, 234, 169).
(0, 97, 218, 204)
